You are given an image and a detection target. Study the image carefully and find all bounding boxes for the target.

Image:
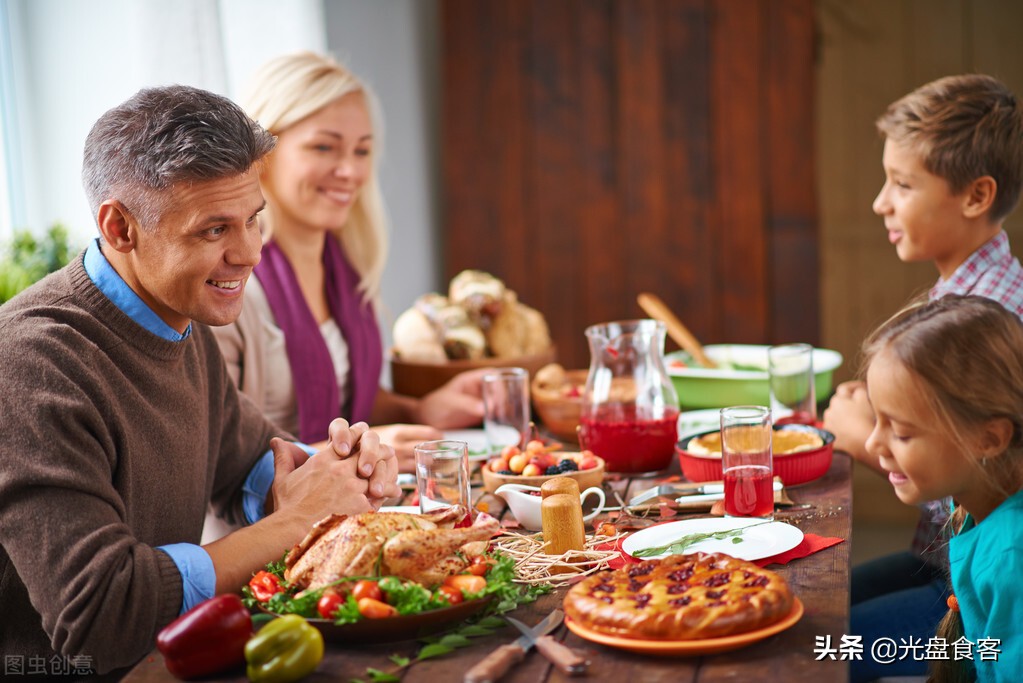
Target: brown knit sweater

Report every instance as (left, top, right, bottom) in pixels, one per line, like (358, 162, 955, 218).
(0, 255, 280, 674)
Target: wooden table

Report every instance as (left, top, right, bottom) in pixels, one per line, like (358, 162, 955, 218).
(124, 452, 853, 682)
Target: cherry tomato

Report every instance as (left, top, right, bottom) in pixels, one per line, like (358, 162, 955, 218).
(467, 556, 494, 576)
(351, 580, 383, 602)
(247, 570, 284, 602)
(317, 590, 345, 620)
(444, 574, 487, 594)
(437, 585, 464, 605)
(357, 597, 397, 619)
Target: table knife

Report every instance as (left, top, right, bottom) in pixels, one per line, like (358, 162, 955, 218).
(505, 614, 587, 676)
(463, 609, 579, 683)
(672, 480, 783, 504)
(627, 483, 722, 507)
(626, 480, 784, 508)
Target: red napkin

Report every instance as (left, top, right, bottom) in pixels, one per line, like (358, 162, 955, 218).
(753, 534, 844, 567)
(597, 531, 844, 570)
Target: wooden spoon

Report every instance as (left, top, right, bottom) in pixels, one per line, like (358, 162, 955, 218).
(636, 292, 717, 369)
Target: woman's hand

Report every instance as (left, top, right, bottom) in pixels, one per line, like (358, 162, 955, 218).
(372, 423, 444, 473)
(415, 368, 488, 429)
(822, 380, 882, 473)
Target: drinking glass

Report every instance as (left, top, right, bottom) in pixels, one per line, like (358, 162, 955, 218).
(768, 343, 816, 426)
(482, 368, 531, 452)
(415, 440, 472, 525)
(720, 405, 774, 520)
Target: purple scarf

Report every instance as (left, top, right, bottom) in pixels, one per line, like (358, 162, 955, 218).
(254, 237, 382, 443)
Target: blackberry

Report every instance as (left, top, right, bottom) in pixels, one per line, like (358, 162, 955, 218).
(544, 460, 579, 475)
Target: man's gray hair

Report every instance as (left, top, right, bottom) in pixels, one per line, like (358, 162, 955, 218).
(82, 85, 276, 229)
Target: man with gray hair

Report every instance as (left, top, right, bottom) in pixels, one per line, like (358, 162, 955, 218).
(0, 85, 399, 677)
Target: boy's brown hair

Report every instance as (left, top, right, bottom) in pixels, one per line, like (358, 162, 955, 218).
(877, 74, 1023, 224)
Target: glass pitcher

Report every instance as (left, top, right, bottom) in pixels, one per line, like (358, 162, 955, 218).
(578, 319, 680, 474)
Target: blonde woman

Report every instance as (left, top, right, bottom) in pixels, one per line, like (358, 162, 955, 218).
(214, 52, 485, 471)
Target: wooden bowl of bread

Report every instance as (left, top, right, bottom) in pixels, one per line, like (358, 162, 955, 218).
(390, 270, 556, 397)
(392, 349, 557, 398)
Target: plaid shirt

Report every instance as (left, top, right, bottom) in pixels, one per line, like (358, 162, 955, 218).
(911, 231, 1023, 567)
(930, 230, 1023, 318)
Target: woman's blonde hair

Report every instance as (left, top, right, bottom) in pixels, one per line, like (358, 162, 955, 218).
(862, 295, 1023, 683)
(240, 51, 389, 301)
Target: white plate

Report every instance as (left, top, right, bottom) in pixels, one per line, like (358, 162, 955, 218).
(621, 517, 804, 562)
(677, 409, 722, 441)
(444, 429, 497, 461)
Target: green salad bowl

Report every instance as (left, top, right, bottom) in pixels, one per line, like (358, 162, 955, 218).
(666, 344, 843, 410)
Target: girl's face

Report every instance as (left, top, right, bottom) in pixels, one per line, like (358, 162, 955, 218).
(865, 347, 986, 509)
(262, 91, 373, 235)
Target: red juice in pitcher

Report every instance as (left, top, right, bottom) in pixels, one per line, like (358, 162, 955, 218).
(723, 465, 774, 517)
(578, 404, 679, 474)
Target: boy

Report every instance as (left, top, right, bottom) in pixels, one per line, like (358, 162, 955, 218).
(823, 74, 1023, 682)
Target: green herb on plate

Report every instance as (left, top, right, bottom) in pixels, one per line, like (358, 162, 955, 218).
(631, 521, 772, 558)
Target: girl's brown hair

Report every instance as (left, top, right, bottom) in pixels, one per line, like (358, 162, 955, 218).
(862, 295, 1023, 682)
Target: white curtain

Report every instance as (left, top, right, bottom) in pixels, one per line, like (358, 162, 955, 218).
(0, 0, 326, 242)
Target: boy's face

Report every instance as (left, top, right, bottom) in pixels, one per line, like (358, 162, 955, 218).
(872, 139, 978, 279)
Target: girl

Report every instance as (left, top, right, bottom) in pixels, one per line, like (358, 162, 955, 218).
(863, 295, 1023, 682)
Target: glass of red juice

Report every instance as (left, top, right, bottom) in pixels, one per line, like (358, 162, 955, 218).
(720, 406, 774, 520)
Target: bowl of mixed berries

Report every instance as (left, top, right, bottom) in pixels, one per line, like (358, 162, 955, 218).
(481, 440, 604, 494)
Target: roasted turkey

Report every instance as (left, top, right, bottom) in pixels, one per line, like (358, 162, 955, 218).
(284, 508, 501, 590)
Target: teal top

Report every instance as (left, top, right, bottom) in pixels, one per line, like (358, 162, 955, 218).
(949, 490, 1023, 682)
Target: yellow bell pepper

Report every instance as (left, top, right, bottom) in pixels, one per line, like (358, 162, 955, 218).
(244, 615, 323, 683)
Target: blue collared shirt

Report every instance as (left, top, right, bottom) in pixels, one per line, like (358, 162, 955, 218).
(83, 238, 287, 613)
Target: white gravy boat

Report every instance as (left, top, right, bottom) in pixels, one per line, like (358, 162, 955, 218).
(494, 483, 606, 531)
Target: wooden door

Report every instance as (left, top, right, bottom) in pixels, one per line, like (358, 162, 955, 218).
(442, 0, 818, 369)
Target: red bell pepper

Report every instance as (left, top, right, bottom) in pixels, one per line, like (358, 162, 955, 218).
(248, 570, 285, 602)
(156, 594, 252, 680)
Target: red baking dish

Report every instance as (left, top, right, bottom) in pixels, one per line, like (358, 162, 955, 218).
(676, 423, 835, 486)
